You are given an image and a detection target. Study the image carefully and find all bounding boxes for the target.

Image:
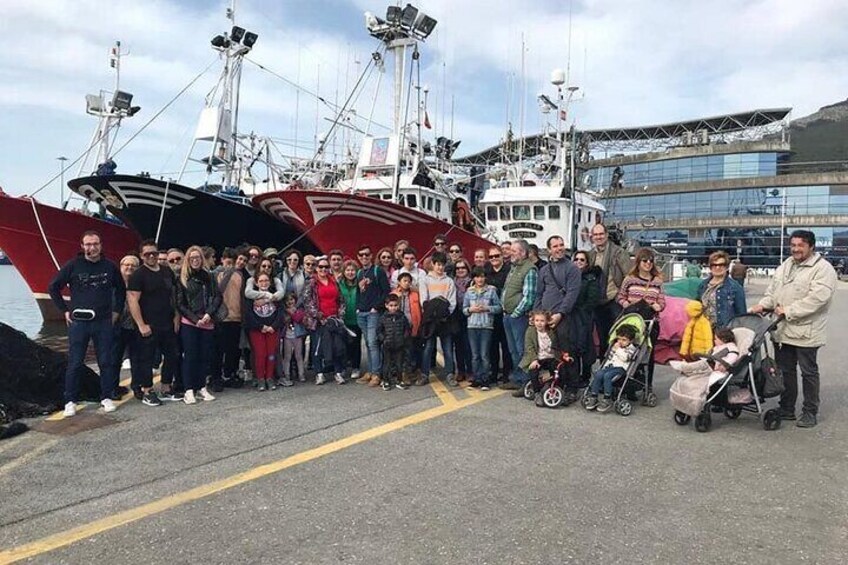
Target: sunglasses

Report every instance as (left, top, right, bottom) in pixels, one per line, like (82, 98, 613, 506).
(574, 257, 587, 262)
(142, 251, 158, 257)
(449, 249, 461, 253)
(640, 258, 654, 263)
(304, 262, 314, 267)
(358, 252, 371, 257)
(316, 264, 329, 269)
(711, 262, 728, 267)
(488, 254, 501, 259)
(434, 242, 446, 246)
(380, 255, 392, 260)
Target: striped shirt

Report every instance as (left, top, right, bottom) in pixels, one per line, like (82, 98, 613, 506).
(616, 275, 666, 311)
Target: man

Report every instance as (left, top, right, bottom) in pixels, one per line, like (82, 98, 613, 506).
(127, 239, 182, 406)
(48, 231, 125, 416)
(528, 244, 548, 270)
(219, 247, 235, 270)
(750, 230, 837, 428)
(499, 240, 537, 391)
(533, 235, 582, 399)
(392, 247, 425, 291)
(157, 251, 169, 268)
(500, 241, 513, 264)
(203, 246, 217, 271)
(166, 248, 184, 274)
(432, 234, 448, 257)
(587, 223, 632, 358)
(485, 245, 512, 383)
(210, 247, 245, 391)
(355, 244, 390, 385)
(730, 258, 748, 287)
(328, 249, 345, 281)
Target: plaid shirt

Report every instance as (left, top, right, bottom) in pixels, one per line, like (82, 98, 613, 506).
(512, 266, 537, 317)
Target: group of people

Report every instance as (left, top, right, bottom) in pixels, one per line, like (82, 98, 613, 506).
(49, 226, 836, 428)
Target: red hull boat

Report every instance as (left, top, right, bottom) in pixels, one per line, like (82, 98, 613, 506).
(252, 190, 495, 260)
(0, 192, 140, 321)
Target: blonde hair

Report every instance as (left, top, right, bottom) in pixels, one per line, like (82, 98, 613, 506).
(180, 245, 206, 287)
(120, 255, 139, 267)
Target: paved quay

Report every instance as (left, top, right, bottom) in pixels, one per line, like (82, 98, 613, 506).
(0, 280, 846, 564)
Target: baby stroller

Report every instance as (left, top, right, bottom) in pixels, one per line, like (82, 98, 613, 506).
(520, 352, 578, 408)
(671, 314, 783, 432)
(579, 311, 658, 416)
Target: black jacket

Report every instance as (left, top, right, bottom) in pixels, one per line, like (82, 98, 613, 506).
(176, 268, 222, 324)
(420, 296, 455, 339)
(48, 254, 124, 321)
(378, 311, 410, 349)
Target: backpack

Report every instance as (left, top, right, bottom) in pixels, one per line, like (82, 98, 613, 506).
(758, 356, 784, 398)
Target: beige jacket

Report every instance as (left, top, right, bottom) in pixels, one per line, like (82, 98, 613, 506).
(758, 252, 837, 347)
(217, 269, 244, 323)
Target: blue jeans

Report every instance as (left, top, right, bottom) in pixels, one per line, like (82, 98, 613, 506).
(65, 318, 113, 403)
(422, 334, 454, 377)
(453, 316, 471, 376)
(503, 314, 529, 384)
(356, 311, 382, 376)
(467, 328, 492, 385)
(181, 324, 214, 391)
(591, 366, 626, 397)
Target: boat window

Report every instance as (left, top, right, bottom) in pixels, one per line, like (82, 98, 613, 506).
(435, 199, 442, 213)
(406, 194, 417, 208)
(587, 211, 593, 223)
(499, 206, 511, 221)
(487, 206, 498, 221)
(548, 205, 561, 220)
(533, 205, 545, 220)
(513, 205, 530, 220)
(577, 209, 582, 223)
(427, 197, 433, 211)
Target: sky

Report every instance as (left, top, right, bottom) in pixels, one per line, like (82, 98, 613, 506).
(2, 0, 847, 206)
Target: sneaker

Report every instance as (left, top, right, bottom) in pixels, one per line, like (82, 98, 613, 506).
(796, 412, 817, 428)
(183, 390, 197, 405)
(446, 374, 458, 387)
(160, 390, 184, 402)
(279, 378, 294, 387)
(298, 373, 307, 383)
(357, 372, 372, 384)
(395, 382, 409, 390)
(368, 375, 382, 387)
(334, 373, 346, 385)
(257, 380, 267, 391)
(480, 384, 491, 391)
(351, 370, 361, 381)
(468, 381, 482, 388)
(778, 407, 797, 421)
(315, 373, 326, 385)
(100, 398, 117, 413)
(584, 395, 598, 410)
(132, 387, 143, 401)
(269, 380, 278, 391)
(596, 396, 613, 413)
(414, 375, 429, 386)
(199, 387, 216, 401)
(381, 381, 392, 391)
(63, 401, 76, 417)
(142, 392, 162, 407)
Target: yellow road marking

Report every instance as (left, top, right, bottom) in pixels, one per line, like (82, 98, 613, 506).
(428, 376, 458, 405)
(0, 390, 503, 564)
(0, 438, 59, 480)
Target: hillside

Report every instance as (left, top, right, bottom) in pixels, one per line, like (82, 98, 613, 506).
(786, 99, 848, 162)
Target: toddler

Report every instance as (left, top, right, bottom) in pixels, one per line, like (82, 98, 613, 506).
(586, 325, 638, 413)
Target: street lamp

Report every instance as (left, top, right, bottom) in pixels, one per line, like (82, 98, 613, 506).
(57, 156, 68, 208)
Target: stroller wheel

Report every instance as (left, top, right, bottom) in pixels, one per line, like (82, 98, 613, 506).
(724, 407, 742, 419)
(695, 412, 712, 433)
(579, 389, 592, 408)
(542, 384, 564, 408)
(674, 411, 691, 426)
(522, 381, 536, 400)
(642, 392, 658, 408)
(763, 409, 782, 431)
(616, 400, 633, 416)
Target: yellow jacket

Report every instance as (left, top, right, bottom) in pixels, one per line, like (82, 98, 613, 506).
(679, 300, 713, 359)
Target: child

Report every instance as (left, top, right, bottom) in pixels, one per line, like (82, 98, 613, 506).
(463, 267, 503, 390)
(419, 252, 457, 385)
(377, 294, 411, 391)
(670, 328, 739, 384)
(519, 311, 562, 402)
(669, 328, 741, 415)
(394, 272, 422, 385)
(585, 325, 638, 412)
(279, 292, 307, 386)
(244, 274, 284, 391)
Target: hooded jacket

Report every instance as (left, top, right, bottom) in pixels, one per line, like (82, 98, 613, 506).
(679, 300, 714, 359)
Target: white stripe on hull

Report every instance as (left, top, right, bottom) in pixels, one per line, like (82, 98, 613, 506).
(306, 195, 425, 226)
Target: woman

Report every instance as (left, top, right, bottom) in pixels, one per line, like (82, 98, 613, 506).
(616, 247, 666, 392)
(393, 240, 410, 266)
(245, 258, 285, 302)
(109, 255, 142, 399)
(339, 260, 361, 379)
(378, 247, 396, 280)
(451, 259, 473, 383)
(244, 273, 285, 390)
(302, 257, 347, 385)
(176, 245, 222, 404)
(698, 250, 746, 329)
(571, 251, 602, 384)
(280, 249, 306, 304)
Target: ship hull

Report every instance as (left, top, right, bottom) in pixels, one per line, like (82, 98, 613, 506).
(0, 193, 140, 321)
(252, 190, 495, 259)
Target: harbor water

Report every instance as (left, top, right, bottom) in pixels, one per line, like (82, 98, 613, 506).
(0, 265, 68, 349)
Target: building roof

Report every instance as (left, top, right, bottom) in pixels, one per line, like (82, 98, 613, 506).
(454, 108, 792, 164)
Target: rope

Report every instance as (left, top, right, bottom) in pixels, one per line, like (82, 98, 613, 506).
(30, 197, 61, 270)
(154, 179, 172, 245)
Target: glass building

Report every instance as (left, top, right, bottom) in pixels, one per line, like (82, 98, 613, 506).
(580, 113, 848, 267)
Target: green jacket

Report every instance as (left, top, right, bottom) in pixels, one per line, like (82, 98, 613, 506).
(519, 326, 563, 371)
(502, 258, 535, 315)
(339, 280, 359, 327)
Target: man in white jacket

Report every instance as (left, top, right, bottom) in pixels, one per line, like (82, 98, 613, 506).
(751, 230, 837, 428)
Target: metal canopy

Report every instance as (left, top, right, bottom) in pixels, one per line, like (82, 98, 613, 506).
(453, 108, 792, 164)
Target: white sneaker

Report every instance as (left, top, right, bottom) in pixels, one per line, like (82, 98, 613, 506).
(63, 401, 76, 417)
(198, 387, 216, 402)
(100, 398, 117, 413)
(183, 390, 197, 405)
(351, 370, 361, 380)
(334, 373, 346, 385)
(315, 373, 326, 385)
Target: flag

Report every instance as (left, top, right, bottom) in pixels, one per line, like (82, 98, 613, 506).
(559, 109, 567, 121)
(424, 110, 432, 129)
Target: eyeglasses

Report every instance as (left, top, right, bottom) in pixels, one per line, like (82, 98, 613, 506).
(488, 254, 501, 259)
(188, 255, 203, 261)
(304, 262, 314, 267)
(434, 242, 446, 247)
(711, 262, 728, 267)
(316, 264, 329, 270)
(380, 255, 391, 260)
(640, 258, 654, 263)
(574, 258, 587, 262)
(358, 252, 371, 257)
(286, 257, 299, 263)
(142, 251, 158, 257)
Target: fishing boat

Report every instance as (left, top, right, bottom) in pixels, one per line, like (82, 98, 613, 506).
(0, 248, 10, 266)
